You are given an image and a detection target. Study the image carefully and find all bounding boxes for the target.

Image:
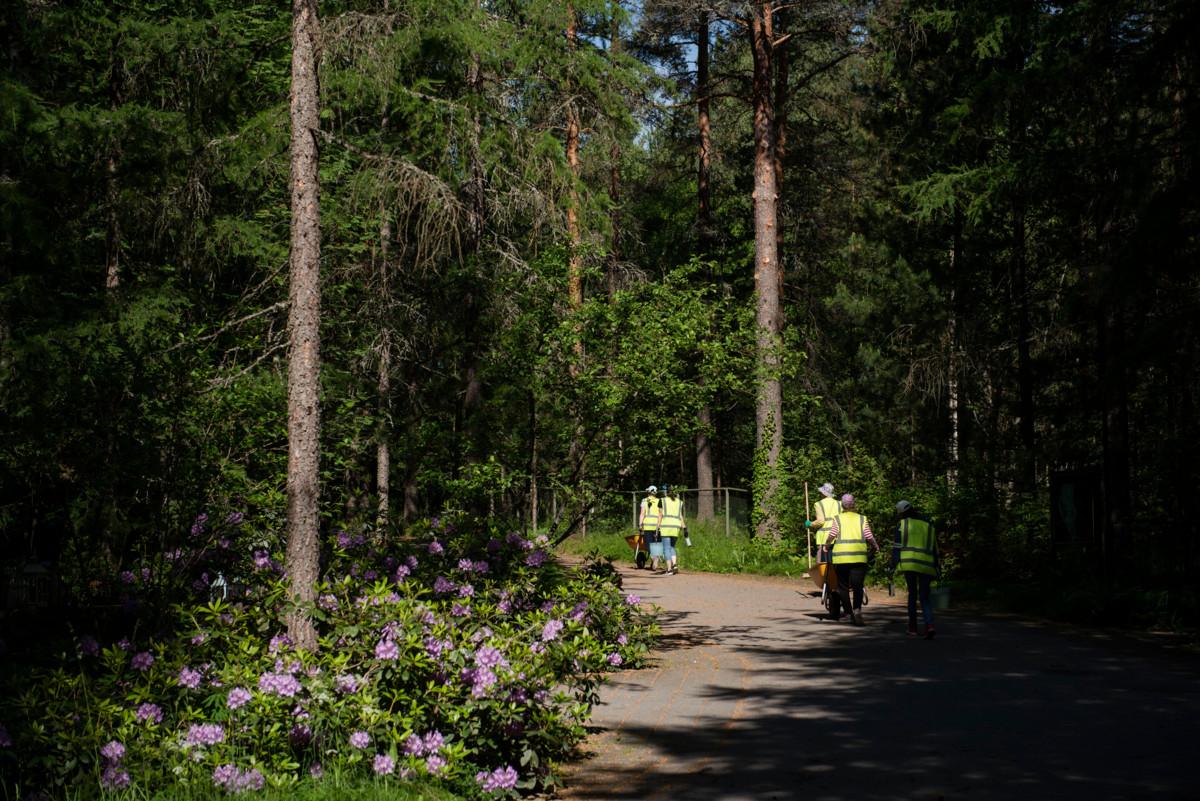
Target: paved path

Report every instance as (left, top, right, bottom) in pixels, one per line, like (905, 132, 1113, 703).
(555, 566, 1199, 801)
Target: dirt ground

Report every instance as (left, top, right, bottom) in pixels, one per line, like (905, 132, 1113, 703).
(553, 563, 1200, 801)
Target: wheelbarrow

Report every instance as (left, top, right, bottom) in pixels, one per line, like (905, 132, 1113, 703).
(624, 532, 649, 569)
(811, 550, 868, 614)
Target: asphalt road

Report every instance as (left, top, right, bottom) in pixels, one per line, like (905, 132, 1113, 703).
(554, 565, 1200, 801)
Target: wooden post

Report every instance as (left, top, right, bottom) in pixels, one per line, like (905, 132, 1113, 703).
(804, 481, 811, 569)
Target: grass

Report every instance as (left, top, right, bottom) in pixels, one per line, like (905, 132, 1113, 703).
(555, 518, 812, 578)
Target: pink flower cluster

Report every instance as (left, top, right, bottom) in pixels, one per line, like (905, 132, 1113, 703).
(349, 731, 371, 749)
(374, 639, 400, 661)
(185, 723, 226, 747)
(212, 764, 265, 793)
(135, 703, 163, 724)
(403, 730, 444, 757)
(257, 671, 301, 697)
(227, 687, 252, 709)
(541, 619, 564, 642)
(178, 666, 203, 689)
(373, 753, 395, 775)
(476, 765, 519, 792)
(130, 651, 154, 671)
(100, 740, 131, 790)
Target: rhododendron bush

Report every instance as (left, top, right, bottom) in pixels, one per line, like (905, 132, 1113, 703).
(0, 514, 655, 799)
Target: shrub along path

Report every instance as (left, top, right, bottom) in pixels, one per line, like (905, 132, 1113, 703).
(553, 563, 1199, 801)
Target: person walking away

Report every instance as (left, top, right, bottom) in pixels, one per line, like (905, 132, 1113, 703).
(659, 484, 685, 575)
(893, 500, 939, 639)
(824, 494, 880, 625)
(639, 485, 664, 572)
(806, 482, 841, 562)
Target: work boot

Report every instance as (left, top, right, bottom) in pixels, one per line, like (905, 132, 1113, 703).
(907, 622, 919, 637)
(924, 624, 936, 640)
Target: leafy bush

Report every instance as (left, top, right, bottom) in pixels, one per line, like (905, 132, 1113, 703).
(0, 514, 656, 800)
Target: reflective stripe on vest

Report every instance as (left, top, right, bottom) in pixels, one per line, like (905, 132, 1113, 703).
(897, 518, 936, 575)
(831, 512, 869, 564)
(639, 497, 661, 531)
(815, 496, 841, 531)
(658, 496, 684, 534)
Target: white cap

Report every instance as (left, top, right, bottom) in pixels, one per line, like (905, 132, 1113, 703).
(645, 485, 658, 493)
(819, 482, 835, 497)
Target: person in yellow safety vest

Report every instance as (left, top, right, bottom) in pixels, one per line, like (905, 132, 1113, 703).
(805, 482, 842, 563)
(658, 484, 687, 575)
(638, 485, 664, 571)
(893, 499, 940, 639)
(824, 493, 880, 626)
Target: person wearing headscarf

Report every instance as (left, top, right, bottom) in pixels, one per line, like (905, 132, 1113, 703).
(824, 493, 880, 625)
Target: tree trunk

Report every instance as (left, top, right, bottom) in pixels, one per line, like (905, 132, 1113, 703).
(566, 4, 584, 371)
(750, 3, 783, 542)
(1012, 196, 1035, 490)
(947, 206, 962, 490)
(694, 10, 716, 520)
(607, 2, 622, 299)
(696, 11, 713, 249)
(104, 54, 123, 293)
(284, 0, 322, 652)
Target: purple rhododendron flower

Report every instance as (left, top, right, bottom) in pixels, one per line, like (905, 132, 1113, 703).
(458, 583, 475, 598)
(191, 632, 209, 647)
(101, 766, 131, 790)
(422, 731, 445, 754)
(476, 765, 520, 793)
(178, 666, 203, 689)
(474, 645, 507, 669)
(2, 724, 18, 748)
(569, 601, 588, 622)
(268, 633, 292, 654)
(541, 619, 564, 642)
(253, 550, 271, 570)
(530, 641, 546, 655)
(335, 674, 359, 694)
(191, 512, 209, 537)
(227, 687, 252, 709)
(226, 511, 244, 525)
(457, 558, 474, 572)
(117, 637, 132, 651)
(394, 564, 411, 580)
(318, 593, 339, 611)
(309, 763, 324, 779)
(617, 633, 629, 645)
(257, 672, 301, 697)
(136, 703, 163, 724)
(349, 731, 370, 749)
(451, 602, 471, 618)
(130, 651, 154, 671)
(374, 639, 400, 661)
(403, 734, 424, 756)
(525, 550, 548, 567)
(625, 594, 640, 606)
(433, 576, 455, 594)
(79, 635, 100, 657)
(290, 723, 313, 746)
(471, 667, 497, 698)
(425, 754, 447, 775)
(119, 570, 136, 585)
(427, 540, 444, 555)
(607, 652, 624, 666)
(185, 723, 226, 747)
(373, 754, 395, 776)
(100, 740, 125, 762)
(336, 531, 353, 549)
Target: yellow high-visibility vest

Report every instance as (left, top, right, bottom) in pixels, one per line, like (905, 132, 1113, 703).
(659, 496, 684, 535)
(814, 496, 841, 531)
(639, 497, 661, 532)
(831, 511, 869, 564)
(897, 518, 936, 576)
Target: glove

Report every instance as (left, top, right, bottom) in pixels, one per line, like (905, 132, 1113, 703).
(804, 519, 812, 528)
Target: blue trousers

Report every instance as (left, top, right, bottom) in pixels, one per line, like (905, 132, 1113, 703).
(905, 572, 934, 627)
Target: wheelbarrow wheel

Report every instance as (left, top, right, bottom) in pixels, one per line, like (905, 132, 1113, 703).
(635, 551, 648, 570)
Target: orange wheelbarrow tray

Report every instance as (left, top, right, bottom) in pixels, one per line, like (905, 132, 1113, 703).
(624, 533, 650, 570)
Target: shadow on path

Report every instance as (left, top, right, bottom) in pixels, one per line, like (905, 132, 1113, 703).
(556, 566, 1199, 801)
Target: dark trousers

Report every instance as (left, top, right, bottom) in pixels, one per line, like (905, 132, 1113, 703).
(829, 563, 867, 618)
(905, 572, 934, 628)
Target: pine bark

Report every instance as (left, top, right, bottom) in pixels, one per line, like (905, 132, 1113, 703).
(750, 3, 783, 542)
(285, 0, 322, 652)
(694, 10, 716, 520)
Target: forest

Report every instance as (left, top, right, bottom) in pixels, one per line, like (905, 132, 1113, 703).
(0, 0, 1198, 793)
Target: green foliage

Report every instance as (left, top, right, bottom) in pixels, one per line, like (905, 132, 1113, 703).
(0, 519, 656, 798)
